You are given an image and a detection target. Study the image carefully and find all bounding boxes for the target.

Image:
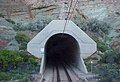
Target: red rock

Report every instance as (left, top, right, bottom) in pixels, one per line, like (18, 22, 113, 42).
(0, 39, 8, 47)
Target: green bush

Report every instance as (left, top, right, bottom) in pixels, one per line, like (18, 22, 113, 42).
(0, 49, 39, 81)
(73, 18, 111, 35)
(100, 50, 119, 63)
(0, 72, 11, 81)
(15, 32, 29, 43)
(13, 22, 27, 31)
(94, 39, 108, 52)
(0, 49, 23, 71)
(96, 64, 120, 82)
(0, 72, 29, 81)
(87, 19, 111, 34)
(15, 32, 30, 50)
(13, 74, 24, 80)
(0, 49, 39, 71)
(28, 56, 38, 66)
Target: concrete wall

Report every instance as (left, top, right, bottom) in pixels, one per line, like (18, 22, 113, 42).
(27, 20, 97, 59)
(27, 20, 97, 74)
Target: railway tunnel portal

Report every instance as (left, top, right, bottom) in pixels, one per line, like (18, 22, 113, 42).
(45, 33, 80, 67)
(27, 20, 97, 76)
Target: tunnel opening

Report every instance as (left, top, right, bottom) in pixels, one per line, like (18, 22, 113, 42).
(45, 33, 80, 67)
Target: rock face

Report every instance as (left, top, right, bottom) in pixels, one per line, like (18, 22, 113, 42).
(0, 0, 120, 20)
(7, 39, 19, 51)
(0, 25, 19, 50)
(0, 39, 8, 49)
(28, 0, 120, 20)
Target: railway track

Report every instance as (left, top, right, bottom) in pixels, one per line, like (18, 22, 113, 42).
(42, 61, 84, 82)
(62, 63, 72, 82)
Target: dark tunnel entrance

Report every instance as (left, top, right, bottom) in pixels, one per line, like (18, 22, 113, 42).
(45, 33, 80, 67)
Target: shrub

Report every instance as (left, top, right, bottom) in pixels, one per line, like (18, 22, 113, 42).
(94, 39, 108, 52)
(15, 32, 29, 44)
(0, 49, 39, 71)
(96, 64, 120, 82)
(72, 16, 88, 31)
(73, 18, 111, 35)
(27, 16, 53, 31)
(13, 74, 24, 80)
(0, 13, 5, 18)
(0, 49, 23, 71)
(5, 19, 15, 24)
(100, 50, 119, 63)
(13, 22, 27, 31)
(0, 49, 39, 81)
(28, 56, 38, 66)
(0, 72, 11, 81)
(115, 12, 120, 16)
(13, 16, 54, 31)
(87, 19, 111, 34)
(15, 32, 30, 50)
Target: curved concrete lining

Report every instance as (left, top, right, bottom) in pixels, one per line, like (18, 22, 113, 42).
(27, 20, 97, 59)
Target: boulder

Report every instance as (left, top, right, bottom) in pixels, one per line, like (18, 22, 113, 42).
(6, 39, 19, 51)
(0, 18, 13, 27)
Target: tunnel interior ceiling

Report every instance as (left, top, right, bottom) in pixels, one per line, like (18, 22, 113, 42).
(45, 33, 80, 65)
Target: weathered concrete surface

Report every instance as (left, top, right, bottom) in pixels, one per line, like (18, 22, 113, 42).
(27, 20, 97, 74)
(27, 20, 96, 58)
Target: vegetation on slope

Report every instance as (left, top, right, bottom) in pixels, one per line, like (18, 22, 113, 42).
(74, 19, 120, 82)
(13, 16, 55, 31)
(0, 15, 54, 81)
(0, 11, 120, 82)
(15, 32, 30, 50)
(0, 49, 40, 81)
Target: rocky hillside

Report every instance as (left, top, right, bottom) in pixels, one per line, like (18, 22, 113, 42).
(0, 18, 19, 50)
(0, 0, 119, 51)
(0, 1, 120, 82)
(0, 0, 120, 19)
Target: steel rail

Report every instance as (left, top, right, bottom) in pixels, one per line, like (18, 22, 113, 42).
(55, 63, 60, 82)
(62, 63, 72, 82)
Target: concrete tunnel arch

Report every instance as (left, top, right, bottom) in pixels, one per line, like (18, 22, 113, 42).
(27, 20, 97, 74)
(44, 33, 80, 66)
